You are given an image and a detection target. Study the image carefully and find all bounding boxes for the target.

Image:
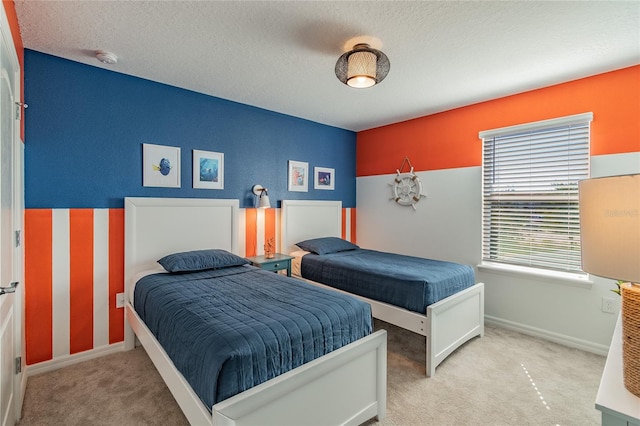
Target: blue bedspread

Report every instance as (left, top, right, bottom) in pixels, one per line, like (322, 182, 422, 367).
(133, 265, 372, 409)
(301, 249, 475, 313)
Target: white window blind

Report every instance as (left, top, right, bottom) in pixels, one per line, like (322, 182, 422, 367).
(480, 113, 592, 274)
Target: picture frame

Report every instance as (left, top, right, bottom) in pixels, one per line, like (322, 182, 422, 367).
(288, 160, 308, 192)
(193, 149, 224, 189)
(142, 143, 181, 188)
(314, 167, 335, 190)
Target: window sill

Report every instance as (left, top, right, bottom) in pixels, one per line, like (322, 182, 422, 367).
(477, 262, 594, 289)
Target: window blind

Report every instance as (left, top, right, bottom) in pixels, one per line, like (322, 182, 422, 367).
(480, 113, 592, 274)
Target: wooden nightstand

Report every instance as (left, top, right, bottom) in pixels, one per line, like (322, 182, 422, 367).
(247, 253, 294, 277)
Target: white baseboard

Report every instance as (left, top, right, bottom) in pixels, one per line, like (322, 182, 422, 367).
(485, 315, 609, 356)
(26, 342, 125, 377)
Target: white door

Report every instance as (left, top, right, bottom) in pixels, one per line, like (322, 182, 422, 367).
(0, 9, 22, 426)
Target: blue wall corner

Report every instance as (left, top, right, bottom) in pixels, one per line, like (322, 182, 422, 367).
(24, 50, 356, 209)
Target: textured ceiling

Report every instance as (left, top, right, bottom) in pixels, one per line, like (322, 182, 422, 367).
(14, 1, 640, 132)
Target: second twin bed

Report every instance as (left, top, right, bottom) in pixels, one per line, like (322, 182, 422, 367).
(282, 200, 485, 377)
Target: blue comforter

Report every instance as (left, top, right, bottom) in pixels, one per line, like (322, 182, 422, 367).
(134, 265, 372, 409)
(301, 249, 475, 313)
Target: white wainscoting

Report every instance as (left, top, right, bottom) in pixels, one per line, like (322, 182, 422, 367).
(356, 153, 639, 352)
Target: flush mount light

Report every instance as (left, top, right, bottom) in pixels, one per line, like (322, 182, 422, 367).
(95, 50, 118, 65)
(335, 43, 390, 88)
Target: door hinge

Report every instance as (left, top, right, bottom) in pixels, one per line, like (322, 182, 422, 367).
(15, 356, 21, 374)
(15, 230, 20, 247)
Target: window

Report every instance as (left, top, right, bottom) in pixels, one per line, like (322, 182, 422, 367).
(480, 113, 592, 276)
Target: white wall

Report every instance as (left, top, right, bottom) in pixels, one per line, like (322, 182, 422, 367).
(356, 152, 640, 354)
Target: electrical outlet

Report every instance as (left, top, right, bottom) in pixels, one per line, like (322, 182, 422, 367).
(601, 297, 617, 314)
(116, 293, 125, 308)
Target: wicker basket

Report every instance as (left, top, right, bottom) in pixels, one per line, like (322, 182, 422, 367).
(621, 282, 640, 398)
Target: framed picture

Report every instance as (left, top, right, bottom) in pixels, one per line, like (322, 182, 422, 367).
(288, 160, 308, 192)
(193, 149, 224, 189)
(142, 143, 181, 188)
(314, 167, 335, 190)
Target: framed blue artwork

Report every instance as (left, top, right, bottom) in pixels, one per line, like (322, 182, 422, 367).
(314, 167, 335, 190)
(193, 149, 224, 189)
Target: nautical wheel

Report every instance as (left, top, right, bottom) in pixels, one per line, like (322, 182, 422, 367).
(389, 158, 426, 210)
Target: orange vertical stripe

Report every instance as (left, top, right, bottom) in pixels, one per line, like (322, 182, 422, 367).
(109, 209, 124, 344)
(24, 209, 53, 364)
(265, 208, 276, 248)
(341, 209, 347, 240)
(351, 208, 357, 244)
(245, 208, 257, 257)
(69, 209, 94, 354)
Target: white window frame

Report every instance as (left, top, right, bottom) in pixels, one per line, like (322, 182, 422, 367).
(479, 113, 593, 283)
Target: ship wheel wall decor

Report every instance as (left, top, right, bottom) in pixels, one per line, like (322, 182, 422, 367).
(389, 157, 426, 210)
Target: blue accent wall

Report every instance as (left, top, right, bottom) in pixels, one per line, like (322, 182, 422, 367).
(24, 50, 356, 209)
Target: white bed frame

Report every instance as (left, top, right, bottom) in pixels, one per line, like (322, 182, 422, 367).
(123, 197, 387, 426)
(281, 200, 484, 377)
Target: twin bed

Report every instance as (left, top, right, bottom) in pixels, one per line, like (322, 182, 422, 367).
(123, 197, 484, 425)
(281, 200, 484, 377)
(124, 197, 387, 426)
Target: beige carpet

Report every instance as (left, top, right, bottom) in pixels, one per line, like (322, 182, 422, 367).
(18, 320, 605, 426)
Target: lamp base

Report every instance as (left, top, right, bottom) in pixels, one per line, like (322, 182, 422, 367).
(621, 282, 640, 398)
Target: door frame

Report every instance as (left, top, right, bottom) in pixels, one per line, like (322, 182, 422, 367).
(0, 3, 25, 421)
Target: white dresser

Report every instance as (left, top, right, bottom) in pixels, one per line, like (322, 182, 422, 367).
(596, 315, 640, 426)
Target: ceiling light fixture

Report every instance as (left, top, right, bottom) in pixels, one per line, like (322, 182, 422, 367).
(335, 43, 390, 89)
(95, 50, 118, 65)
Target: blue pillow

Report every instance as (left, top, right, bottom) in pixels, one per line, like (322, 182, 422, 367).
(158, 249, 249, 273)
(295, 237, 359, 255)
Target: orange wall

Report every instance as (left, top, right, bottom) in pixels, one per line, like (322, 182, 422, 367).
(357, 65, 640, 176)
(2, 0, 25, 140)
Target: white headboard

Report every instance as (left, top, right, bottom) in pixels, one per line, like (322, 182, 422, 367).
(281, 200, 342, 254)
(124, 197, 239, 281)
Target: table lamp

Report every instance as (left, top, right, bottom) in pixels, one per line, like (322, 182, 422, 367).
(579, 173, 640, 397)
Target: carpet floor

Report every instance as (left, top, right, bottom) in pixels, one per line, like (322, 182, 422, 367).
(18, 320, 605, 426)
